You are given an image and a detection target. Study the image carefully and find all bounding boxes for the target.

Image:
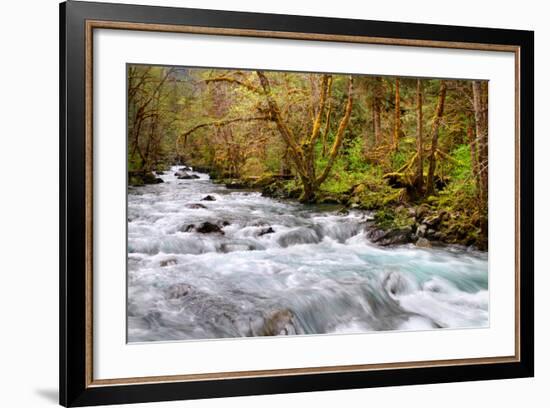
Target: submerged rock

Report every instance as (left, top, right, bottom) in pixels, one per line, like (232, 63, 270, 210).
(258, 309, 298, 336)
(383, 271, 415, 296)
(219, 242, 256, 253)
(277, 227, 322, 247)
(415, 237, 432, 248)
(179, 224, 195, 233)
(258, 226, 275, 236)
(337, 207, 350, 215)
(186, 203, 207, 209)
(167, 283, 192, 299)
(160, 258, 177, 267)
(196, 222, 224, 234)
(180, 221, 225, 234)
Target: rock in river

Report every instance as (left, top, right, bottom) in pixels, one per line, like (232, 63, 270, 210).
(196, 222, 224, 234)
(258, 309, 298, 336)
(415, 237, 432, 248)
(176, 171, 200, 179)
(186, 203, 207, 209)
(365, 225, 413, 246)
(258, 226, 275, 236)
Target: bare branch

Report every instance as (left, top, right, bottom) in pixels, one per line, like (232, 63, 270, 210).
(316, 76, 354, 185)
(205, 77, 261, 94)
(308, 74, 331, 145)
(256, 71, 306, 175)
(176, 115, 271, 154)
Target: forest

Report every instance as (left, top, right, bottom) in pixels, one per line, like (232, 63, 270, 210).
(127, 65, 489, 250)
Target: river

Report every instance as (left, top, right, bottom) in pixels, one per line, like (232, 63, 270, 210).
(127, 166, 488, 342)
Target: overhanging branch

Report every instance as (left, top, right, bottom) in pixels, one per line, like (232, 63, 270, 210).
(204, 77, 262, 94)
(176, 115, 271, 155)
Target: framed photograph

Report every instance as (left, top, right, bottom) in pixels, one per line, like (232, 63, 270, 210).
(60, 1, 534, 406)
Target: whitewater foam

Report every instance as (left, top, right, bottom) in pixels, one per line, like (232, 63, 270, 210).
(127, 166, 489, 342)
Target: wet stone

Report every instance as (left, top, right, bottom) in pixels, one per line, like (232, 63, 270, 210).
(196, 222, 224, 234)
(186, 203, 207, 209)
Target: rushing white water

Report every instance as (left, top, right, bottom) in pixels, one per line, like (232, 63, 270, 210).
(127, 166, 488, 342)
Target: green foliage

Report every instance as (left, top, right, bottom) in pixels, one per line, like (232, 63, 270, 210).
(374, 206, 414, 230)
(318, 157, 370, 195)
(434, 144, 477, 209)
(321, 173, 360, 194)
(241, 157, 265, 177)
(346, 137, 370, 173)
(450, 144, 472, 181)
(128, 157, 143, 172)
(127, 65, 488, 247)
(390, 150, 408, 170)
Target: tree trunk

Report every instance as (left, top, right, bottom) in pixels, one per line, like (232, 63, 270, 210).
(321, 79, 333, 157)
(425, 80, 448, 196)
(256, 71, 353, 203)
(299, 175, 317, 203)
(393, 78, 401, 151)
(415, 79, 424, 193)
(142, 91, 162, 171)
(472, 80, 489, 246)
(281, 147, 292, 176)
(372, 77, 382, 145)
(315, 76, 354, 187)
(256, 71, 305, 176)
(472, 81, 488, 206)
(481, 82, 489, 206)
(467, 123, 480, 194)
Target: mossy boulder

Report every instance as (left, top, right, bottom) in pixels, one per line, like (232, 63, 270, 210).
(176, 171, 199, 179)
(225, 179, 250, 189)
(128, 175, 144, 186)
(316, 194, 342, 205)
(415, 237, 432, 248)
(128, 171, 163, 186)
(365, 225, 414, 246)
(252, 174, 278, 188)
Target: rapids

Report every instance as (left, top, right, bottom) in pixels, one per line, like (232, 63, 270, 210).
(127, 166, 488, 342)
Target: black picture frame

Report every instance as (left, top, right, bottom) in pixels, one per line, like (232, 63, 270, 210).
(60, 1, 534, 406)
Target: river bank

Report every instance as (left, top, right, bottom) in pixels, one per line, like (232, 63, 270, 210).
(132, 163, 487, 251)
